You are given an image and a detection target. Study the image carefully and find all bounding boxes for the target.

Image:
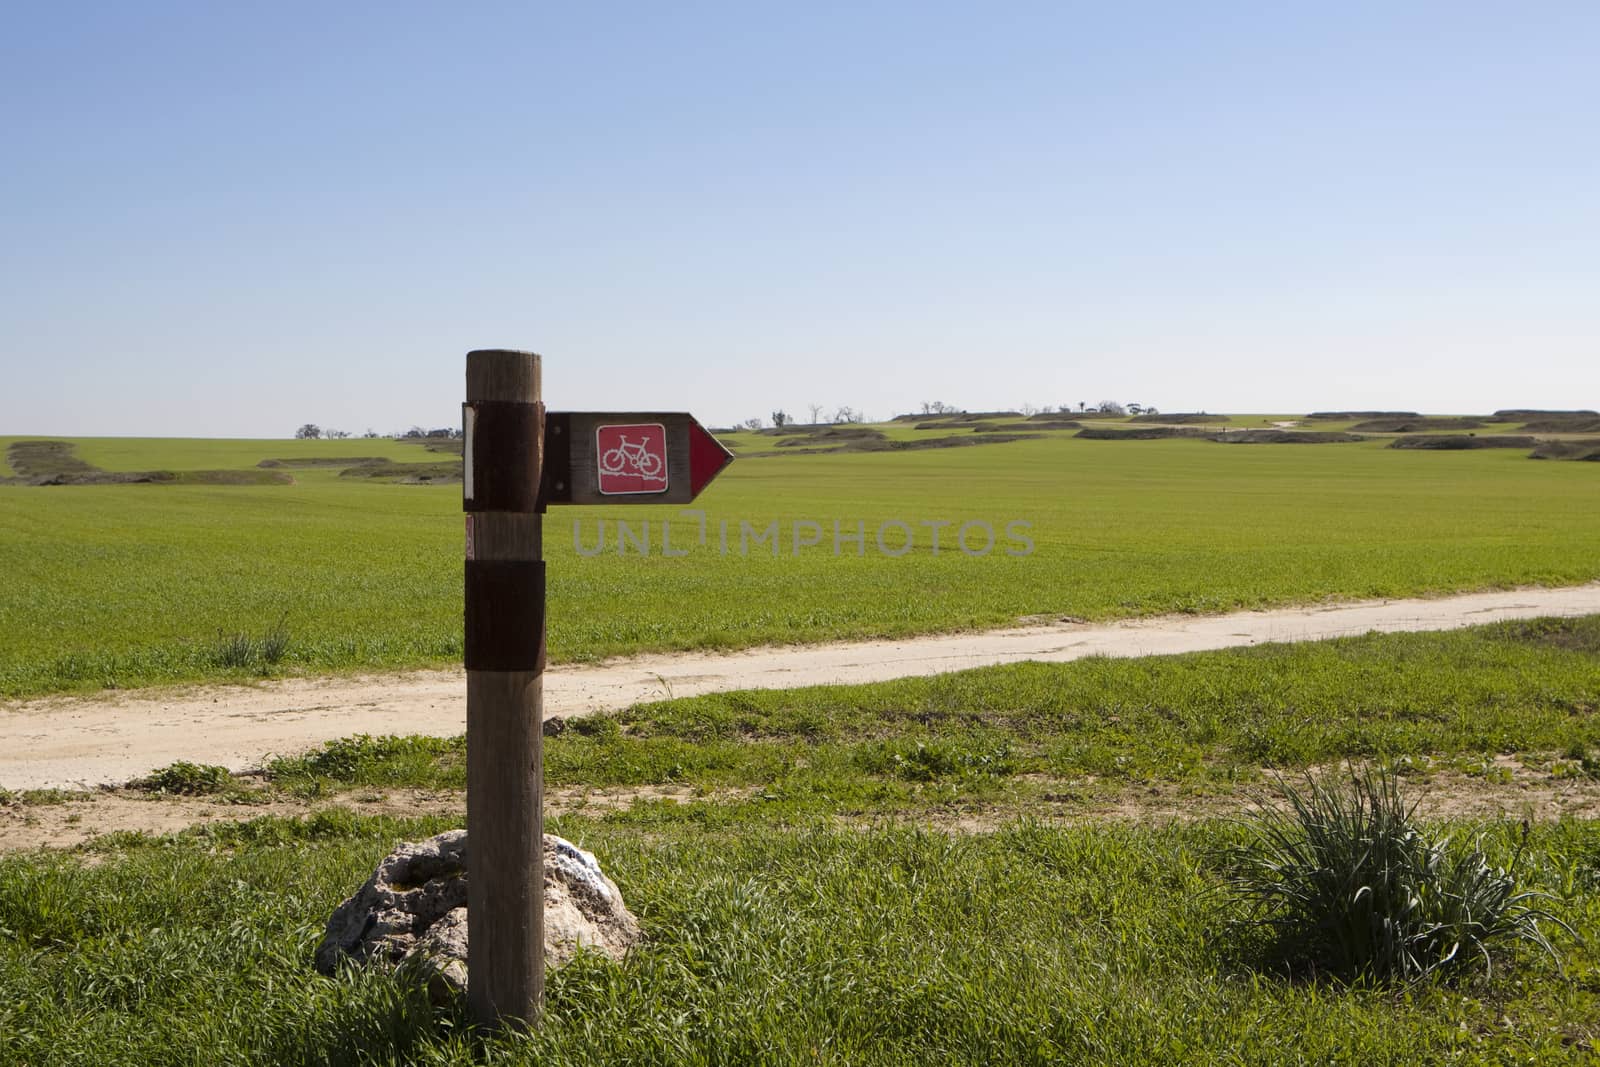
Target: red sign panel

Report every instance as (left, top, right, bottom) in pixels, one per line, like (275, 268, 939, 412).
(596, 422, 669, 495)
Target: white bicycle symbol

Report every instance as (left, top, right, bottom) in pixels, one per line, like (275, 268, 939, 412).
(600, 435, 665, 481)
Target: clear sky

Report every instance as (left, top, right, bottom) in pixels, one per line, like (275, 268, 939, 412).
(2, 2, 1596, 436)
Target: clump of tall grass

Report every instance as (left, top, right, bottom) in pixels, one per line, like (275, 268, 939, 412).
(207, 616, 291, 671)
(1223, 766, 1571, 983)
(260, 616, 291, 664)
(211, 631, 257, 669)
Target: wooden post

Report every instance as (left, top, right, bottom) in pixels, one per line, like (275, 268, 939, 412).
(463, 349, 545, 1029)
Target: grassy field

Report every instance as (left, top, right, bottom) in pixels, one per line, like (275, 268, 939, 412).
(5, 815, 1599, 1064)
(5, 618, 1600, 1063)
(2, 430, 1599, 697)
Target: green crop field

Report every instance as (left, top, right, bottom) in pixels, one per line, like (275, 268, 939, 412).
(2, 428, 1598, 697)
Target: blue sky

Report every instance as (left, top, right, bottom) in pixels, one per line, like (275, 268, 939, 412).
(2, 2, 1595, 436)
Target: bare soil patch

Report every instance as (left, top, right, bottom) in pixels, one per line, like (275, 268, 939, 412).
(1495, 408, 1600, 420)
(1532, 441, 1600, 462)
(338, 461, 462, 483)
(1076, 426, 1212, 440)
(8, 766, 1596, 852)
(1519, 416, 1600, 434)
(1389, 435, 1538, 451)
(1349, 417, 1491, 432)
(0, 784, 753, 852)
(257, 456, 390, 468)
(915, 761, 1600, 833)
(3, 441, 293, 486)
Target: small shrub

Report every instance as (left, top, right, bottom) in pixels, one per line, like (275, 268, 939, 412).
(571, 716, 620, 739)
(265, 734, 461, 787)
(134, 761, 233, 796)
(1223, 766, 1570, 983)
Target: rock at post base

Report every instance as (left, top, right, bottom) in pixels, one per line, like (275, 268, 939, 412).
(314, 830, 640, 998)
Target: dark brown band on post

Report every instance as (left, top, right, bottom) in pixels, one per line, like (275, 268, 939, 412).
(465, 401, 545, 513)
(464, 559, 547, 672)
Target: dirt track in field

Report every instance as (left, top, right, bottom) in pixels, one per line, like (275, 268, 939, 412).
(3, 583, 1599, 792)
(8, 762, 1600, 852)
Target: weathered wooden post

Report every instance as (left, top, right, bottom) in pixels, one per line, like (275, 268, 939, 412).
(460, 346, 734, 1029)
(462, 349, 546, 1028)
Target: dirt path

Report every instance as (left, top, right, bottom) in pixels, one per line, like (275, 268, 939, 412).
(8, 761, 1600, 852)
(4, 583, 1599, 791)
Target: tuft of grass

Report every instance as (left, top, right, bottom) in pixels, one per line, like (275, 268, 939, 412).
(265, 734, 464, 792)
(856, 735, 1021, 782)
(260, 616, 290, 665)
(1222, 766, 1573, 983)
(0, 787, 79, 807)
(210, 631, 258, 669)
(206, 618, 292, 672)
(132, 761, 234, 796)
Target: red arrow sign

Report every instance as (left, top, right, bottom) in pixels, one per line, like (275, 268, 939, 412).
(686, 417, 735, 499)
(539, 412, 733, 505)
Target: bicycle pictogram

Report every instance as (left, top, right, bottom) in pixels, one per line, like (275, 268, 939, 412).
(600, 435, 665, 480)
(595, 423, 668, 494)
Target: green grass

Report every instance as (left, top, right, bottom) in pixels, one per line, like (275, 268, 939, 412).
(246, 618, 1600, 818)
(132, 760, 239, 797)
(2, 812, 1598, 1064)
(2, 432, 1599, 697)
(1223, 767, 1569, 983)
(4, 617, 1600, 1061)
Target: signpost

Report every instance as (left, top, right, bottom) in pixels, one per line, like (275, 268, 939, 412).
(538, 411, 732, 506)
(462, 350, 731, 1030)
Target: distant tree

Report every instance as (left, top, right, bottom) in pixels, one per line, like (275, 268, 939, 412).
(326, 428, 351, 439)
(1144, 406, 1159, 416)
(771, 410, 790, 428)
(807, 403, 825, 425)
(741, 417, 764, 431)
(1079, 402, 1088, 412)
(295, 423, 322, 439)
(833, 405, 860, 424)
(1020, 403, 1038, 417)
(403, 426, 426, 438)
(1097, 400, 1127, 415)
(362, 428, 380, 438)
(1127, 403, 1144, 416)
